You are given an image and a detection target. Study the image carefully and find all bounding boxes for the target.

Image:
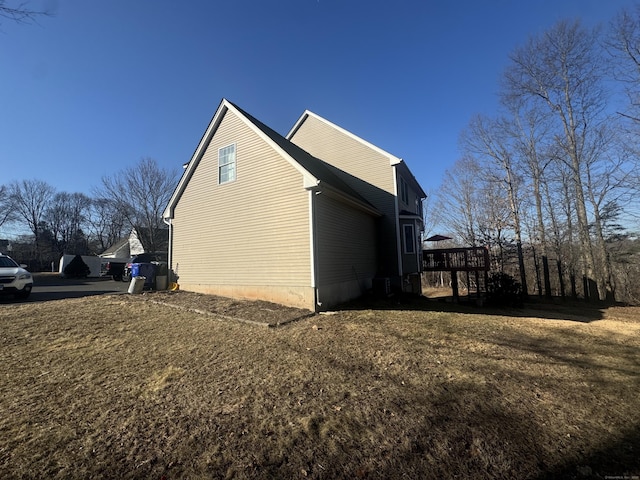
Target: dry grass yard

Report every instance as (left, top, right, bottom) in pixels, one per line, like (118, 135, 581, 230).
(1, 291, 639, 479)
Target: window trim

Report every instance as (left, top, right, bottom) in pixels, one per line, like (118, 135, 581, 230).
(218, 143, 236, 185)
(402, 224, 416, 255)
(400, 176, 409, 205)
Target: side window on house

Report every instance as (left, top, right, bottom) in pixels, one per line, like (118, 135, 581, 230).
(403, 224, 416, 254)
(400, 177, 409, 205)
(218, 144, 236, 184)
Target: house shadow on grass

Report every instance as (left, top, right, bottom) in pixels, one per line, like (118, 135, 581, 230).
(337, 292, 610, 323)
(535, 427, 640, 479)
(287, 327, 639, 479)
(381, 370, 640, 480)
(299, 305, 639, 479)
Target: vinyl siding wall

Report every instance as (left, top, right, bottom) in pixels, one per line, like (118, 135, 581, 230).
(290, 115, 396, 197)
(290, 116, 400, 278)
(397, 165, 424, 276)
(172, 109, 313, 309)
(400, 219, 421, 275)
(314, 191, 378, 307)
(397, 174, 423, 216)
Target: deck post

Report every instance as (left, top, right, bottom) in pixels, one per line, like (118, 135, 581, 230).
(451, 270, 459, 302)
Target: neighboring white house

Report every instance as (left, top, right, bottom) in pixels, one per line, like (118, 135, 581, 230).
(99, 227, 167, 260)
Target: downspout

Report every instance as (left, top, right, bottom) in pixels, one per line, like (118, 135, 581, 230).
(163, 216, 173, 283)
(415, 218, 421, 272)
(392, 166, 403, 281)
(309, 188, 322, 311)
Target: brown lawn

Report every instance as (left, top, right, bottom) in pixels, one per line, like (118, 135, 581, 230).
(1, 291, 639, 479)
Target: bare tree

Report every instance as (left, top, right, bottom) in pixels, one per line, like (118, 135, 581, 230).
(46, 192, 92, 256)
(97, 158, 179, 253)
(436, 156, 483, 246)
(9, 179, 56, 263)
(476, 177, 512, 272)
(0, 184, 17, 231)
(0, 0, 52, 24)
(505, 101, 556, 297)
(607, 4, 640, 226)
(503, 20, 609, 300)
(420, 189, 439, 241)
(606, 4, 640, 124)
(583, 124, 635, 301)
(462, 114, 528, 295)
(545, 161, 578, 298)
(86, 198, 128, 253)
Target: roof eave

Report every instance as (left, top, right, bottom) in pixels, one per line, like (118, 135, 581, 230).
(311, 181, 382, 217)
(163, 98, 230, 219)
(286, 110, 311, 139)
(394, 160, 427, 199)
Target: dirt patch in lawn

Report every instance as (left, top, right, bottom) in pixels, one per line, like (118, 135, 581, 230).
(1, 293, 639, 479)
(139, 290, 315, 326)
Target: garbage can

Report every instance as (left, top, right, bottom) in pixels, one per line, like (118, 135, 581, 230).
(128, 276, 145, 294)
(131, 263, 156, 289)
(154, 262, 168, 290)
(131, 263, 141, 278)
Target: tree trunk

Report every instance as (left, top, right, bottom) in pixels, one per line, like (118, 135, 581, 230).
(584, 165, 617, 303)
(572, 170, 600, 300)
(532, 245, 542, 296)
(590, 204, 615, 302)
(557, 259, 566, 299)
(542, 256, 552, 298)
(532, 171, 552, 297)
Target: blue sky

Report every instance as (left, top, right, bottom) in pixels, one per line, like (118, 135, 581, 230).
(1, 0, 636, 200)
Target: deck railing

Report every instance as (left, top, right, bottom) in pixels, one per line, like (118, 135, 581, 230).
(422, 247, 490, 272)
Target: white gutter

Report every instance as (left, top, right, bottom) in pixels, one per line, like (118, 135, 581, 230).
(163, 216, 173, 282)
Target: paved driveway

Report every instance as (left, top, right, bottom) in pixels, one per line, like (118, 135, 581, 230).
(0, 273, 130, 303)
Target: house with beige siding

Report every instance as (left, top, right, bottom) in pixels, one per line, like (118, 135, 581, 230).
(288, 110, 426, 294)
(163, 99, 425, 311)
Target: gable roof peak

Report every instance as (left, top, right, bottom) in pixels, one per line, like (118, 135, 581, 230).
(287, 109, 404, 166)
(163, 99, 380, 219)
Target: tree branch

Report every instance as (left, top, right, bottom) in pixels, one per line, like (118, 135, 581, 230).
(0, 1, 52, 24)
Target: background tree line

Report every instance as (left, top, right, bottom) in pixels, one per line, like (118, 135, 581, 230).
(429, 7, 640, 305)
(0, 158, 179, 271)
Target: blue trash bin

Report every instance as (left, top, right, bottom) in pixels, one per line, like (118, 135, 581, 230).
(131, 263, 141, 278)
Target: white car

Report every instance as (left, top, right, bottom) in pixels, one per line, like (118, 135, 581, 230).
(0, 253, 33, 299)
